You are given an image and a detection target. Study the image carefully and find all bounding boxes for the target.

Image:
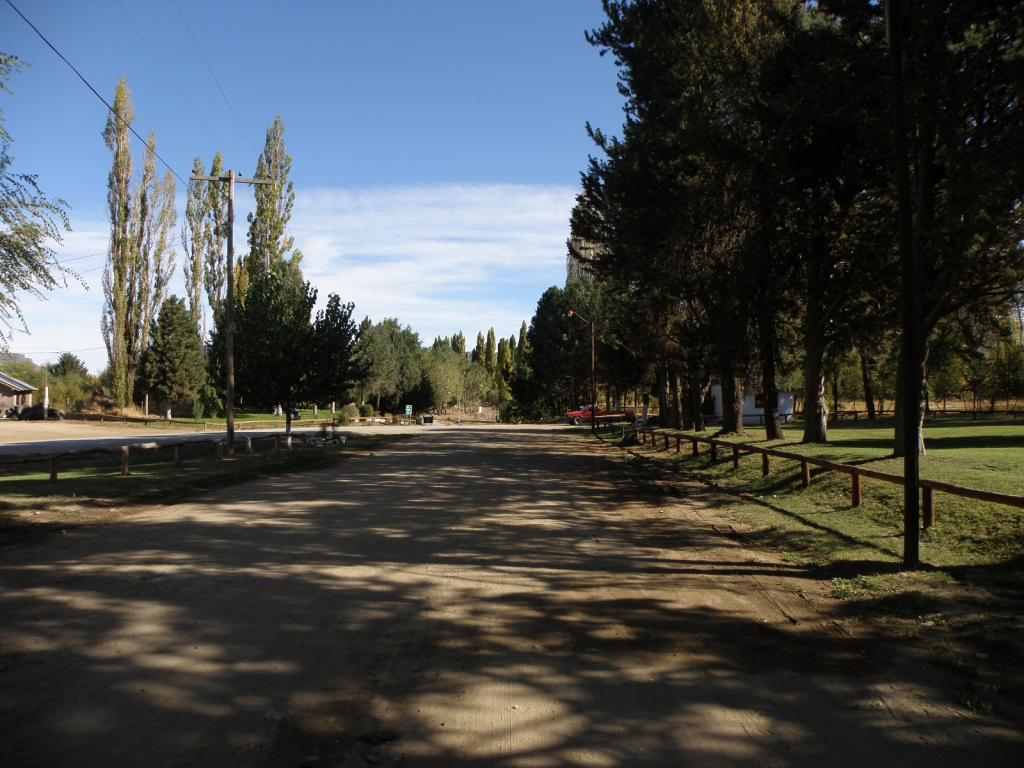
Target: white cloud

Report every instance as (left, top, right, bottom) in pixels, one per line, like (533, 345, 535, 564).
(8, 183, 575, 374)
(292, 183, 574, 339)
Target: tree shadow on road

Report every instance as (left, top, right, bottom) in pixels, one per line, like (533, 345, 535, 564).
(1, 427, 1022, 767)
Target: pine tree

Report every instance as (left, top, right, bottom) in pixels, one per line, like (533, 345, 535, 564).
(451, 331, 466, 356)
(312, 294, 362, 406)
(141, 296, 205, 414)
(47, 352, 88, 378)
(233, 261, 316, 432)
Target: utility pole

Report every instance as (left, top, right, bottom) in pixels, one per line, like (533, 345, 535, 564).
(887, 0, 920, 567)
(190, 170, 270, 455)
(568, 309, 598, 433)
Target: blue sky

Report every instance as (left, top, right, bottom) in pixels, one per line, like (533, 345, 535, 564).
(2, 0, 623, 373)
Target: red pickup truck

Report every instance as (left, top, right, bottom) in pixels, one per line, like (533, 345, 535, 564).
(566, 405, 604, 425)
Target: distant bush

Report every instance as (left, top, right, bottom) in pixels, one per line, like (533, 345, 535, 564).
(358, 403, 375, 417)
(338, 403, 359, 424)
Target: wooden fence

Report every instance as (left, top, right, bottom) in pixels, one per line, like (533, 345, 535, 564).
(596, 422, 1024, 528)
(0, 431, 342, 483)
(824, 407, 1024, 421)
(63, 412, 340, 431)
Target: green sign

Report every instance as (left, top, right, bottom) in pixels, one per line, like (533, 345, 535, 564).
(405, 404, 413, 417)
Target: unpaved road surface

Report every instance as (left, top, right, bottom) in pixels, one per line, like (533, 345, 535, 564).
(1, 426, 1020, 766)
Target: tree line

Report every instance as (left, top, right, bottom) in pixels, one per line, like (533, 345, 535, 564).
(96, 77, 545, 425)
(515, 0, 1024, 452)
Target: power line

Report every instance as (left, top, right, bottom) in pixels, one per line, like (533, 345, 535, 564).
(7, 345, 105, 354)
(54, 253, 105, 266)
(172, 0, 258, 155)
(114, 0, 223, 149)
(5, 0, 188, 187)
(54, 232, 189, 264)
(23, 0, 105, 86)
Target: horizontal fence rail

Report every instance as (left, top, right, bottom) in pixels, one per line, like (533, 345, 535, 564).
(0, 431, 346, 483)
(61, 412, 340, 431)
(594, 422, 1024, 529)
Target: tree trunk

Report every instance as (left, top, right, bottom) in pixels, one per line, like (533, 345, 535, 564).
(754, 185, 783, 440)
(893, 339, 927, 457)
(802, 300, 828, 443)
(668, 365, 682, 429)
(683, 370, 706, 432)
(641, 391, 650, 425)
(285, 407, 292, 435)
(757, 307, 783, 440)
(860, 351, 877, 420)
(694, 378, 707, 432)
(831, 364, 841, 420)
(718, 364, 744, 435)
(657, 364, 670, 427)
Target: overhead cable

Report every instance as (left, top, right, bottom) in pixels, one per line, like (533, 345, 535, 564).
(5, 0, 187, 187)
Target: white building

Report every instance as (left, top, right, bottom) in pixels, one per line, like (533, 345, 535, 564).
(707, 384, 795, 425)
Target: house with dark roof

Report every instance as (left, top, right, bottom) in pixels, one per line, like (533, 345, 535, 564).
(0, 370, 36, 415)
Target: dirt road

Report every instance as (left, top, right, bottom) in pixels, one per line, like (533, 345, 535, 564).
(0, 426, 1020, 766)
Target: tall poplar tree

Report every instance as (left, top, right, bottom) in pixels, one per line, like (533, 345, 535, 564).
(484, 328, 497, 374)
(182, 157, 206, 336)
(472, 332, 485, 364)
(203, 152, 226, 316)
(101, 78, 176, 408)
(245, 116, 301, 282)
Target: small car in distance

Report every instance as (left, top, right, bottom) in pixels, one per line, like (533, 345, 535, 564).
(566, 405, 604, 425)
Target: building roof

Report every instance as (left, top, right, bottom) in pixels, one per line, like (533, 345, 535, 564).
(0, 370, 37, 393)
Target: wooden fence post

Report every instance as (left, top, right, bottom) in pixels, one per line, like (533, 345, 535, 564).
(663, 434, 669, 451)
(676, 437, 681, 453)
(922, 487, 935, 529)
(49, 458, 58, 483)
(851, 473, 862, 508)
(244, 436, 253, 454)
(121, 445, 130, 476)
(710, 442, 718, 461)
(761, 453, 770, 477)
(692, 439, 699, 456)
(800, 460, 810, 487)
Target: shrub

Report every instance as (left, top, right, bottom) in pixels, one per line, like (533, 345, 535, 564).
(358, 403, 375, 417)
(338, 402, 359, 424)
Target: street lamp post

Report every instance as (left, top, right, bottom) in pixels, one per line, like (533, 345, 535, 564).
(568, 309, 597, 433)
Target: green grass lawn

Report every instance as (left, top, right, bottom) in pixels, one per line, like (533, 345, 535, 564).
(603, 417, 1024, 588)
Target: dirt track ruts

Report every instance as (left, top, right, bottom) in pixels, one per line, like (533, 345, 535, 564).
(0, 425, 1020, 766)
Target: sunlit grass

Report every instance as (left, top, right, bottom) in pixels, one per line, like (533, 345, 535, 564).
(601, 417, 1024, 587)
